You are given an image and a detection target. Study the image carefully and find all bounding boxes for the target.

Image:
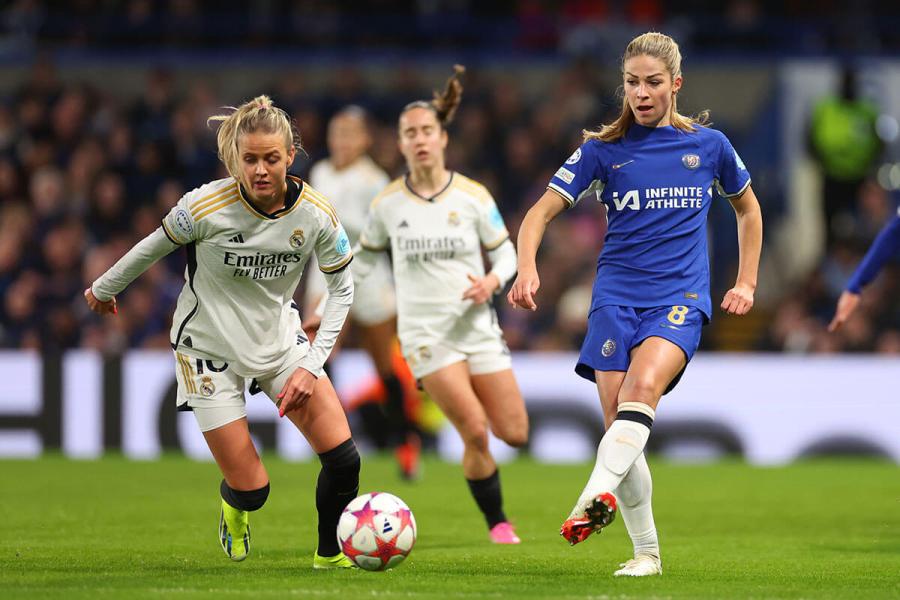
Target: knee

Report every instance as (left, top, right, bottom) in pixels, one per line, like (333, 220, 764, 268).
(460, 420, 490, 452)
(221, 479, 270, 511)
(619, 377, 659, 405)
(496, 417, 529, 448)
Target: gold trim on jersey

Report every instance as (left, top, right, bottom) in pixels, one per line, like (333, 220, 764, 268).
(359, 238, 388, 252)
(302, 187, 339, 227)
(370, 178, 405, 211)
(320, 253, 353, 273)
(176, 352, 197, 394)
(454, 175, 494, 205)
(160, 219, 180, 244)
(193, 193, 240, 221)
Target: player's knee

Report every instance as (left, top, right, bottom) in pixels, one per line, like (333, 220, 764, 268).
(620, 377, 659, 405)
(461, 421, 490, 452)
(497, 417, 529, 448)
(318, 438, 361, 493)
(220, 479, 270, 511)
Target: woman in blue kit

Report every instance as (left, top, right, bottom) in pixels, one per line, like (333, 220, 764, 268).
(509, 32, 763, 576)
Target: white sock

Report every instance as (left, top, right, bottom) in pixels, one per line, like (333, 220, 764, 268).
(616, 453, 660, 559)
(569, 402, 655, 517)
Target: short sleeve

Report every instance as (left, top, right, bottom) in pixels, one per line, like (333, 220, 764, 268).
(714, 133, 752, 198)
(359, 204, 389, 252)
(547, 141, 605, 208)
(316, 218, 354, 273)
(159, 192, 198, 245)
(477, 195, 510, 251)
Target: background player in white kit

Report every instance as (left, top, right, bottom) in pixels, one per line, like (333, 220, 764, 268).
(353, 67, 529, 544)
(305, 107, 422, 479)
(84, 96, 360, 569)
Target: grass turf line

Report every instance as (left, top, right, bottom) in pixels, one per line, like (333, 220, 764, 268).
(2, 455, 898, 599)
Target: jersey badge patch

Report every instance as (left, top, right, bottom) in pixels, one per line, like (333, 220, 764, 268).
(601, 338, 616, 358)
(418, 346, 432, 361)
(555, 167, 575, 183)
(682, 154, 700, 169)
(174, 209, 193, 236)
(289, 228, 305, 249)
(335, 226, 351, 255)
(565, 148, 582, 164)
(448, 211, 461, 227)
(488, 205, 504, 229)
(199, 376, 215, 397)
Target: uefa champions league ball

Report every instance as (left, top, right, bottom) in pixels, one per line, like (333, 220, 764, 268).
(337, 492, 417, 571)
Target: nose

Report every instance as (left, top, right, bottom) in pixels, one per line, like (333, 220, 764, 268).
(255, 161, 266, 175)
(636, 83, 649, 99)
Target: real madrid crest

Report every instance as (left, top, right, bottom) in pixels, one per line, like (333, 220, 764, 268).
(418, 346, 432, 361)
(289, 228, 305, 249)
(200, 376, 216, 397)
(447, 211, 460, 227)
(682, 153, 700, 169)
(601, 338, 617, 358)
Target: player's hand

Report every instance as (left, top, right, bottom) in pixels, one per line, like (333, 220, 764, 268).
(507, 268, 540, 311)
(828, 290, 860, 332)
(720, 282, 754, 315)
(277, 367, 317, 417)
(462, 273, 499, 304)
(84, 287, 117, 315)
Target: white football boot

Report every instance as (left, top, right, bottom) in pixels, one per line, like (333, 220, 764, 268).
(613, 553, 662, 577)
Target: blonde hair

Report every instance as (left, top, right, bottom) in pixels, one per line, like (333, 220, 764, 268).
(207, 95, 301, 180)
(401, 64, 466, 128)
(584, 32, 709, 143)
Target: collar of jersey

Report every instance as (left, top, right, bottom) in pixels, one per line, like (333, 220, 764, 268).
(237, 175, 304, 219)
(403, 171, 454, 204)
(625, 123, 681, 142)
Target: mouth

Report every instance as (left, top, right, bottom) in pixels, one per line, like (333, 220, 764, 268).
(253, 181, 270, 189)
(636, 105, 654, 114)
(415, 150, 429, 161)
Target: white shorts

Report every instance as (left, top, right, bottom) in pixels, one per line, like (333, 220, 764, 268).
(350, 259, 396, 326)
(174, 342, 309, 432)
(403, 337, 512, 380)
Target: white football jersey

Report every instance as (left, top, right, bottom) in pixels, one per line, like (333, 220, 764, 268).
(160, 175, 352, 378)
(359, 173, 510, 353)
(305, 155, 392, 310)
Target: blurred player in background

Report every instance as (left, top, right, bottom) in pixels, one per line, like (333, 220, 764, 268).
(510, 32, 763, 575)
(829, 205, 900, 331)
(353, 66, 528, 544)
(85, 95, 360, 569)
(304, 106, 422, 480)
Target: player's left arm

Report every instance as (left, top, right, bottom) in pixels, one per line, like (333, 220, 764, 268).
(722, 185, 763, 316)
(464, 193, 516, 304)
(279, 218, 354, 416)
(829, 212, 900, 332)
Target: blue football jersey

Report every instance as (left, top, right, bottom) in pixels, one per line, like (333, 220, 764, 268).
(548, 124, 751, 319)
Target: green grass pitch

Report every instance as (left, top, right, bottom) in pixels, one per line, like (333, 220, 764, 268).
(2, 455, 898, 599)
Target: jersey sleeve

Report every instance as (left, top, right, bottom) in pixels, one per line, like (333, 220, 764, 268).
(846, 210, 900, 293)
(358, 202, 389, 252)
(714, 133, 752, 198)
(315, 214, 354, 274)
(547, 141, 604, 208)
(476, 194, 510, 251)
(160, 191, 199, 245)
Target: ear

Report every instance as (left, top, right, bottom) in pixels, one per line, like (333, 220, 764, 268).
(440, 129, 448, 149)
(672, 75, 683, 95)
(286, 145, 296, 167)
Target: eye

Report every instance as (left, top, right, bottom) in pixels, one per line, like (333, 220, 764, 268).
(626, 79, 638, 86)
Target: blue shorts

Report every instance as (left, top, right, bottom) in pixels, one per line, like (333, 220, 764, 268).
(575, 305, 706, 394)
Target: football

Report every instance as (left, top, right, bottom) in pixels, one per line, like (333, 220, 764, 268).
(337, 492, 417, 571)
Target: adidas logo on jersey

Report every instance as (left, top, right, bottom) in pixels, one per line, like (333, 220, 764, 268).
(228, 233, 245, 243)
(398, 220, 409, 228)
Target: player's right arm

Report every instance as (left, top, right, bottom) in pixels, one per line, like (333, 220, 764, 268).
(509, 142, 601, 311)
(85, 194, 197, 314)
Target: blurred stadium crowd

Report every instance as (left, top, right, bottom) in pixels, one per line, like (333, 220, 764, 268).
(0, 2, 897, 356)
